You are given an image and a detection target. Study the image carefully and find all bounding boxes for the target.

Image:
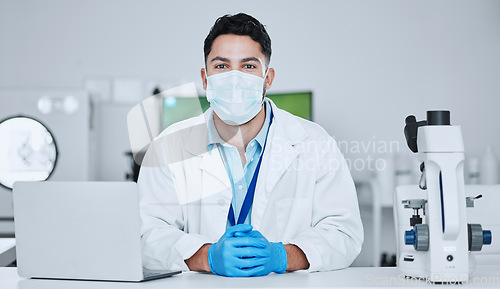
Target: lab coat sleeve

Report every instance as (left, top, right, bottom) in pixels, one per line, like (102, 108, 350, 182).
(289, 136, 364, 272)
(138, 140, 211, 271)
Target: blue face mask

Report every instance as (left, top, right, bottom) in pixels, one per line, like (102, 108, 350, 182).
(206, 70, 267, 125)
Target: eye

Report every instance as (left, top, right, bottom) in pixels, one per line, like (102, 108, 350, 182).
(215, 64, 227, 69)
(244, 64, 256, 69)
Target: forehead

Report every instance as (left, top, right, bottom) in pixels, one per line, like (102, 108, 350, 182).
(209, 34, 265, 61)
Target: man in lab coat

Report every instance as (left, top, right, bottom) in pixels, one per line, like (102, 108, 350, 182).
(138, 13, 363, 277)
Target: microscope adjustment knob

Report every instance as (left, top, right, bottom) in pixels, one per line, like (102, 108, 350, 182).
(405, 224, 429, 251)
(405, 230, 416, 245)
(483, 230, 492, 245)
(414, 224, 429, 251)
(468, 224, 493, 251)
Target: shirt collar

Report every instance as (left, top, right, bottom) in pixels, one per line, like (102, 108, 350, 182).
(206, 99, 272, 151)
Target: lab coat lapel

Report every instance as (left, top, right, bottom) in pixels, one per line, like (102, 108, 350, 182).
(183, 112, 231, 199)
(183, 112, 231, 237)
(199, 147, 232, 238)
(198, 148, 231, 189)
(183, 110, 231, 190)
(251, 100, 307, 229)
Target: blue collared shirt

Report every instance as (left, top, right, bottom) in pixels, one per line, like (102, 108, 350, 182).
(207, 100, 272, 227)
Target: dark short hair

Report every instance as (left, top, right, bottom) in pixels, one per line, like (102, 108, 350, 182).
(204, 13, 272, 66)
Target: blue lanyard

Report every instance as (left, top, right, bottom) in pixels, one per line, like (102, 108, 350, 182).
(227, 110, 273, 227)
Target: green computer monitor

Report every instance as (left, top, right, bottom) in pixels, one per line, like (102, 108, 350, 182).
(161, 92, 312, 130)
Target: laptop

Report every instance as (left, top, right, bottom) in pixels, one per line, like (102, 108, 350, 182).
(13, 181, 181, 282)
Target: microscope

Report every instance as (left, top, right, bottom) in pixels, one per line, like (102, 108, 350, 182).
(394, 111, 492, 283)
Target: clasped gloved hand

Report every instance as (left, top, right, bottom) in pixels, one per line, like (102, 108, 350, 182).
(208, 224, 271, 277)
(234, 229, 287, 276)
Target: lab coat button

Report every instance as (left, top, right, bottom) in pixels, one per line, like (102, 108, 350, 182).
(238, 185, 243, 190)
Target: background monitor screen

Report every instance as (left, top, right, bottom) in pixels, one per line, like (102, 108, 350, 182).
(161, 91, 312, 131)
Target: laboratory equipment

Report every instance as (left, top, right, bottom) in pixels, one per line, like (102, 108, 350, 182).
(0, 90, 89, 236)
(394, 111, 492, 283)
(0, 116, 58, 189)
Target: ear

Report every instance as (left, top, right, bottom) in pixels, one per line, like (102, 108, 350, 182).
(201, 68, 208, 90)
(264, 68, 275, 90)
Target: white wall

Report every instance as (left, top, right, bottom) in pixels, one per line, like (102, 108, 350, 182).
(1, 0, 499, 182)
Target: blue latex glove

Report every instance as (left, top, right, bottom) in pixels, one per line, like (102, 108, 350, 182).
(208, 224, 271, 277)
(234, 230, 287, 276)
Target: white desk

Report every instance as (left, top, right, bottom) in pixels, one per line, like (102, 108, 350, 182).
(1, 266, 499, 289)
(0, 238, 16, 266)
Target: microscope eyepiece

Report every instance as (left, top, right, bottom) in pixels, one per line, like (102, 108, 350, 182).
(405, 115, 417, 124)
(404, 110, 452, 152)
(404, 115, 426, 153)
(427, 110, 450, 125)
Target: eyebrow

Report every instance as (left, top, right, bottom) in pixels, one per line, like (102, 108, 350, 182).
(210, 56, 229, 63)
(209, 56, 261, 64)
(241, 57, 260, 63)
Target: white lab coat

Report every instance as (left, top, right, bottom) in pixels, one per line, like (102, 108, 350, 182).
(138, 99, 363, 272)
